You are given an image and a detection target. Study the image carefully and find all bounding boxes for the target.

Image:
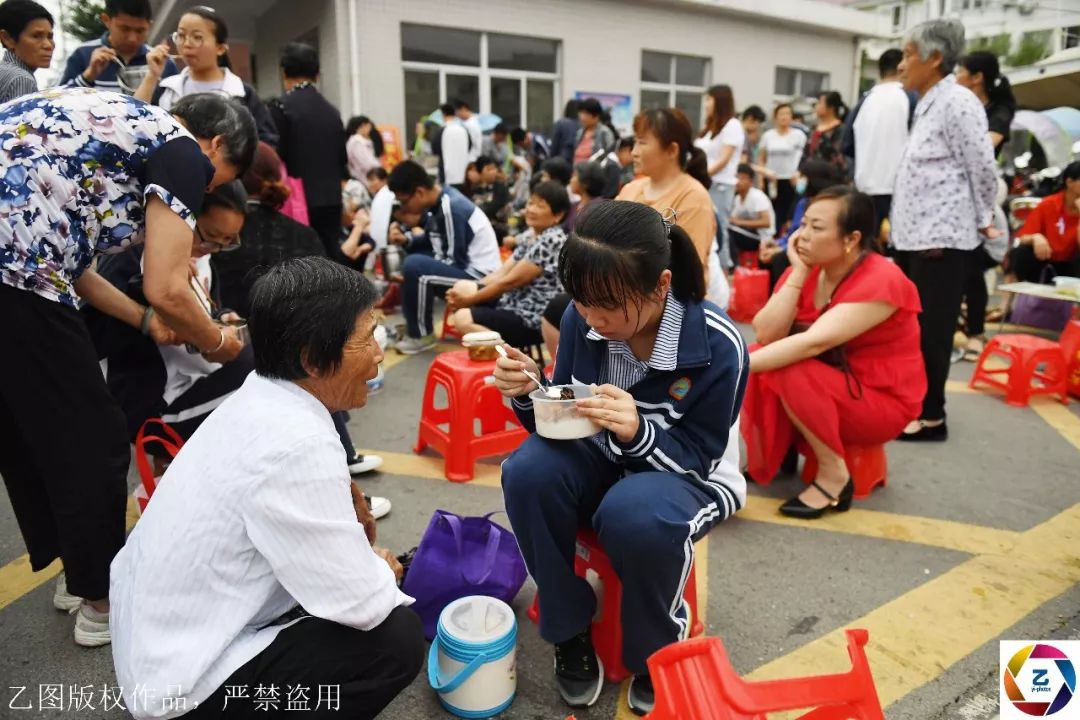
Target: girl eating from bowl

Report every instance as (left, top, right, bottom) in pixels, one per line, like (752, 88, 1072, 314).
(493, 200, 748, 716)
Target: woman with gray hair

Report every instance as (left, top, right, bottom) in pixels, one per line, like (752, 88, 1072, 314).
(0, 89, 256, 646)
(891, 19, 999, 442)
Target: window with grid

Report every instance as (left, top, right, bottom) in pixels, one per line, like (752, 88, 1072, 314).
(400, 24, 560, 144)
(773, 66, 831, 102)
(1065, 26, 1080, 50)
(639, 50, 709, 130)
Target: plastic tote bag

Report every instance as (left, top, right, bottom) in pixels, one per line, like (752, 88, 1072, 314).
(279, 163, 310, 226)
(402, 510, 527, 640)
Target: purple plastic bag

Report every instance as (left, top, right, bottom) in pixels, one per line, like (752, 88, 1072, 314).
(402, 510, 527, 640)
(1009, 268, 1073, 331)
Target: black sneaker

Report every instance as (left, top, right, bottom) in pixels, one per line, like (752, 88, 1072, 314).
(627, 674, 655, 716)
(554, 629, 604, 708)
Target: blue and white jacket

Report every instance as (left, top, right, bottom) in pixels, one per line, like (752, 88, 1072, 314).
(60, 33, 179, 94)
(422, 186, 501, 279)
(512, 298, 749, 518)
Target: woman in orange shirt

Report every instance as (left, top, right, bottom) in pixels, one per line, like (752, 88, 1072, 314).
(618, 107, 728, 308)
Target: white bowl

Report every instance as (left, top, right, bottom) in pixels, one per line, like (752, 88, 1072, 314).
(529, 385, 601, 440)
(1051, 276, 1080, 288)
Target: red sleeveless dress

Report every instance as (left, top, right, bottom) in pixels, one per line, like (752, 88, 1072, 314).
(741, 253, 926, 482)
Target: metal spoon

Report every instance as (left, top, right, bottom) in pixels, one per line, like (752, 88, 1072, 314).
(495, 345, 548, 390)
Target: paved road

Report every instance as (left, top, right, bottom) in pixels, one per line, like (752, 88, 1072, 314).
(2, 312, 1078, 720)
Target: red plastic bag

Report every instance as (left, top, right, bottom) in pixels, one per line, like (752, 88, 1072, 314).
(728, 267, 770, 323)
(279, 163, 310, 226)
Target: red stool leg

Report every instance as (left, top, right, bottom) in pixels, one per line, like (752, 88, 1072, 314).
(1005, 349, 1034, 407)
(847, 445, 887, 499)
(413, 368, 440, 454)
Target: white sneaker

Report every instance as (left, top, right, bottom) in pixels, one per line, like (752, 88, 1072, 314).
(348, 453, 383, 475)
(394, 335, 436, 355)
(53, 573, 82, 614)
(73, 603, 111, 647)
(365, 495, 392, 520)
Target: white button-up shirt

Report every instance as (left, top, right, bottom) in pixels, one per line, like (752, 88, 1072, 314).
(891, 74, 999, 252)
(110, 373, 412, 719)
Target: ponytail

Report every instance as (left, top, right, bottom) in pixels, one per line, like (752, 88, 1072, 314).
(685, 147, 712, 191)
(989, 73, 1016, 113)
(667, 224, 706, 303)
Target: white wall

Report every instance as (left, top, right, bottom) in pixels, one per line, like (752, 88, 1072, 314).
(251, 0, 344, 111)
(350, 0, 860, 134)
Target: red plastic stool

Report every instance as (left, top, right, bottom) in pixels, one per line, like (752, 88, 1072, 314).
(414, 350, 527, 481)
(737, 250, 759, 269)
(969, 333, 1069, 407)
(133, 419, 184, 513)
(728, 267, 770, 323)
(526, 529, 703, 683)
(646, 629, 884, 719)
(1059, 320, 1080, 399)
(440, 305, 463, 342)
(800, 444, 887, 500)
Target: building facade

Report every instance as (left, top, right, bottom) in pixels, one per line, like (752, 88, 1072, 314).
(149, 0, 885, 141)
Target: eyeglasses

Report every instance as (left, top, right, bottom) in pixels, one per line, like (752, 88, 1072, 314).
(171, 31, 212, 48)
(195, 226, 240, 254)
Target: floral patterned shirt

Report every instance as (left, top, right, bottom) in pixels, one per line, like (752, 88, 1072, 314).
(891, 75, 998, 252)
(497, 224, 567, 329)
(0, 88, 213, 307)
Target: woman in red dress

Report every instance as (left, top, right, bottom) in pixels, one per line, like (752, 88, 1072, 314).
(742, 187, 925, 519)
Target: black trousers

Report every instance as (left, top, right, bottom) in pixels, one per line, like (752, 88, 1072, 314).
(184, 608, 425, 719)
(871, 195, 892, 227)
(0, 285, 129, 600)
(773, 179, 796, 233)
(962, 247, 999, 337)
(308, 205, 346, 263)
(1005, 243, 1080, 283)
(895, 248, 972, 421)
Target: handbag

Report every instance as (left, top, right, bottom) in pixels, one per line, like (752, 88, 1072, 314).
(1009, 267, 1073, 332)
(279, 163, 310, 226)
(402, 510, 527, 640)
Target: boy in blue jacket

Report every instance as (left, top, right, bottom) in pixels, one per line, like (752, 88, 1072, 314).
(494, 201, 747, 715)
(387, 160, 500, 354)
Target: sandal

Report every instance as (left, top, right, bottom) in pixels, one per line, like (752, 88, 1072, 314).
(961, 335, 986, 362)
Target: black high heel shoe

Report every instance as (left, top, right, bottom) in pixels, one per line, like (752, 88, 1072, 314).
(897, 420, 948, 442)
(779, 479, 854, 519)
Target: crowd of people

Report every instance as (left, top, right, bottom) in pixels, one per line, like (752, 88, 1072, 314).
(0, 0, 1078, 717)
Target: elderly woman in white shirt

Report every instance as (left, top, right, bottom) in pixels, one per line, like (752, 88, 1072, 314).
(110, 257, 423, 720)
(892, 19, 998, 442)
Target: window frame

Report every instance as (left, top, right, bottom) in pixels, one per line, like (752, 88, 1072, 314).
(400, 25, 560, 136)
(639, 50, 710, 125)
(772, 65, 831, 104)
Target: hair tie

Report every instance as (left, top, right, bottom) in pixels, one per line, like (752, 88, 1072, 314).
(684, 150, 692, 163)
(661, 208, 678, 237)
(994, 76, 1002, 87)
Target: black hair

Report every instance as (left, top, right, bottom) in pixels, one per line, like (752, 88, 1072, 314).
(0, 0, 52, 41)
(807, 186, 879, 252)
(797, 159, 845, 199)
(617, 136, 634, 152)
(345, 115, 372, 137)
(369, 124, 384, 157)
(249, 256, 379, 381)
(560, 200, 705, 315)
(878, 48, 903, 78)
(960, 51, 1016, 113)
(439, 103, 455, 117)
(736, 163, 755, 180)
(365, 166, 388, 182)
(578, 97, 603, 117)
(475, 155, 497, 173)
(452, 98, 471, 112)
(574, 160, 607, 198)
(183, 5, 230, 68)
(493, 122, 508, 135)
(509, 126, 527, 144)
(563, 99, 580, 119)
(530, 180, 570, 221)
(1063, 161, 1080, 183)
(773, 103, 793, 118)
(818, 91, 848, 121)
(541, 157, 572, 186)
(105, 0, 152, 19)
(741, 105, 766, 123)
(171, 94, 257, 176)
(280, 41, 319, 79)
(387, 159, 435, 195)
(201, 179, 248, 214)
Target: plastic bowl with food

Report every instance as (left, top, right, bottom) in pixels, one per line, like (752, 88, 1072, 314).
(1052, 276, 1080, 289)
(529, 385, 601, 440)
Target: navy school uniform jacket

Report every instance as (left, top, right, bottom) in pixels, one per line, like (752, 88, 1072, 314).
(512, 298, 750, 517)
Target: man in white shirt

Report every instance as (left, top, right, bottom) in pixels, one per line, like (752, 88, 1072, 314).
(437, 103, 470, 189)
(110, 257, 423, 720)
(728, 164, 776, 263)
(455, 98, 483, 163)
(850, 48, 914, 225)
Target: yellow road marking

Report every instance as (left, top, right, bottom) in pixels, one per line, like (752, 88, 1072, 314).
(0, 497, 139, 611)
(745, 503, 1080, 712)
(1030, 397, 1080, 452)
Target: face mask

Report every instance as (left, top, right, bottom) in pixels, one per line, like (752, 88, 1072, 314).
(795, 178, 808, 195)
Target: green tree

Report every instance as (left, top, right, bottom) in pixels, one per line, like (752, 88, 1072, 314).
(968, 32, 1012, 58)
(62, 0, 106, 42)
(1007, 30, 1052, 67)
